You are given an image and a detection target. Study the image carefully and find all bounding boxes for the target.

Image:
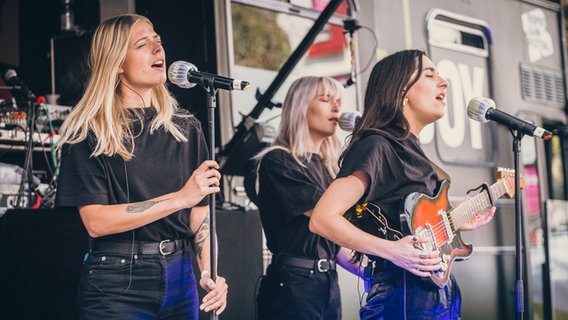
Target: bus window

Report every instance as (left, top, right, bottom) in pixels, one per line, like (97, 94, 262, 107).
(423, 9, 496, 167)
(545, 127, 568, 200)
(227, 0, 359, 134)
(218, 0, 360, 177)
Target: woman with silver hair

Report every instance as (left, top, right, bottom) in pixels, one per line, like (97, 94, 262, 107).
(255, 76, 359, 320)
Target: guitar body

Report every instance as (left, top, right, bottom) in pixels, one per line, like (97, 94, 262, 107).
(351, 202, 404, 241)
(402, 180, 472, 288)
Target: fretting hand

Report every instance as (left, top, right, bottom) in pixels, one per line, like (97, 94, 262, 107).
(461, 206, 496, 231)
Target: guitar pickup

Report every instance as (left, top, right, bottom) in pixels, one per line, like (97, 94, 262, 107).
(438, 209, 454, 243)
(416, 226, 437, 251)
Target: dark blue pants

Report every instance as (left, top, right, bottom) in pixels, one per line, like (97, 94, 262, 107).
(257, 262, 342, 320)
(360, 268, 461, 320)
(77, 249, 198, 320)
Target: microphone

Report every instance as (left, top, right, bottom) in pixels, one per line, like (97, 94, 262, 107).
(338, 111, 361, 132)
(467, 97, 552, 140)
(4, 69, 34, 97)
(168, 61, 250, 91)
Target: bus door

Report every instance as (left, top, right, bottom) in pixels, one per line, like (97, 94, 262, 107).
(422, 9, 518, 320)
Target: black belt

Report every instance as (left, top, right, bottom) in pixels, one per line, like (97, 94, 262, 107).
(91, 239, 187, 256)
(275, 254, 336, 273)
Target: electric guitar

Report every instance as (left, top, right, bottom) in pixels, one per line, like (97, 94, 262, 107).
(351, 168, 522, 287)
(401, 167, 523, 287)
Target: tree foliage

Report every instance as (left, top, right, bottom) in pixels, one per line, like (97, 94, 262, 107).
(232, 3, 291, 71)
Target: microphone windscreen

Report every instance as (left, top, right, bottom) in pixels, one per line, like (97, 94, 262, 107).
(338, 111, 361, 132)
(168, 61, 198, 89)
(4, 69, 17, 82)
(467, 97, 494, 123)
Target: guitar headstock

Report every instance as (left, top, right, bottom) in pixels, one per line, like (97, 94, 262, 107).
(496, 167, 526, 198)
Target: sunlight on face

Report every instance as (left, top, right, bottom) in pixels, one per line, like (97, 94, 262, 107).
(119, 21, 166, 91)
(404, 56, 449, 133)
(307, 85, 342, 147)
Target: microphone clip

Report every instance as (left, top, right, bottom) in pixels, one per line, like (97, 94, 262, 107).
(343, 18, 361, 35)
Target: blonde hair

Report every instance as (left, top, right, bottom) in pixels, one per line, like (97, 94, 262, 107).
(257, 76, 344, 176)
(57, 13, 190, 160)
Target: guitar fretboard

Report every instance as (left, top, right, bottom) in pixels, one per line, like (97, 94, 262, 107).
(450, 179, 510, 229)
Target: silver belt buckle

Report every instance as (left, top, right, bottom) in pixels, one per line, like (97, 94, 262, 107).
(159, 240, 173, 255)
(317, 259, 329, 272)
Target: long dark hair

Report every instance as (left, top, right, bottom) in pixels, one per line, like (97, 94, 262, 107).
(340, 49, 426, 164)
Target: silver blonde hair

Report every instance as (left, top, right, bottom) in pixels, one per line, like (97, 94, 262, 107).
(57, 13, 190, 160)
(257, 76, 344, 176)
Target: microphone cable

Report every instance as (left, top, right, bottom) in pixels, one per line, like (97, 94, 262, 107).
(342, 20, 379, 88)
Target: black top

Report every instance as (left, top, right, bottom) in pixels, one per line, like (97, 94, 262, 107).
(338, 129, 440, 235)
(258, 149, 338, 260)
(55, 108, 209, 242)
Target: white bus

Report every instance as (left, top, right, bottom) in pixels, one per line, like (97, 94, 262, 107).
(211, 1, 568, 319)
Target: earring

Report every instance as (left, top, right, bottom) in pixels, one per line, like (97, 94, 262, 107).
(403, 97, 409, 106)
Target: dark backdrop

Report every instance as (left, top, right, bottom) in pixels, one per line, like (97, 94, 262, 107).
(2, 3, 261, 319)
(17, 0, 220, 147)
(0, 207, 263, 320)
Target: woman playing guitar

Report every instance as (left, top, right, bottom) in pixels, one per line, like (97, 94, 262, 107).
(310, 49, 496, 320)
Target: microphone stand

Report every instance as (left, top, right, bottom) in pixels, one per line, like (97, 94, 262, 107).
(195, 75, 219, 320)
(511, 129, 528, 320)
(4, 85, 38, 209)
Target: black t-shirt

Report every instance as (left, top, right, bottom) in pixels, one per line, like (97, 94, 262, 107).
(338, 129, 440, 236)
(258, 149, 338, 260)
(55, 108, 209, 242)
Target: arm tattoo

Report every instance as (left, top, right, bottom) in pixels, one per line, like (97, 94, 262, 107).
(126, 198, 169, 213)
(193, 216, 210, 260)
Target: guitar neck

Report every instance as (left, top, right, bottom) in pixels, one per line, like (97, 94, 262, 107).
(451, 180, 508, 229)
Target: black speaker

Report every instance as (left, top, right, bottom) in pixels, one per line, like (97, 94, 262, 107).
(0, 207, 263, 320)
(49, 33, 91, 107)
(195, 209, 264, 320)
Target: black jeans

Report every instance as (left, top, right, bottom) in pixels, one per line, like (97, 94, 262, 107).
(360, 268, 461, 320)
(77, 245, 198, 320)
(257, 262, 341, 320)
